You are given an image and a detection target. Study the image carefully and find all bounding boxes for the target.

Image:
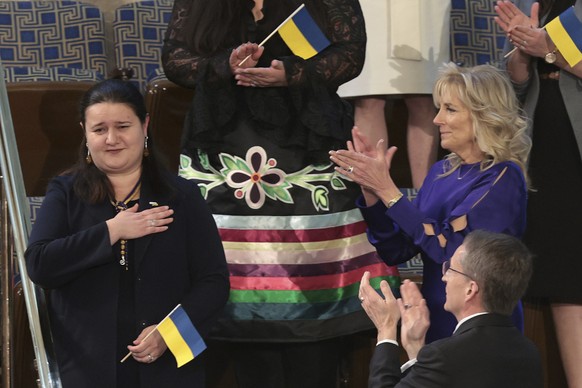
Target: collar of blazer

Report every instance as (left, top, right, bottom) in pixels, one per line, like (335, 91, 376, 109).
(453, 313, 514, 336)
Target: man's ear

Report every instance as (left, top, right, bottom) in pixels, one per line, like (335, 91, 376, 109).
(465, 281, 479, 300)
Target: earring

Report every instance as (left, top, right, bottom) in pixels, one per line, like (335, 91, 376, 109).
(86, 144, 92, 164)
(144, 136, 149, 157)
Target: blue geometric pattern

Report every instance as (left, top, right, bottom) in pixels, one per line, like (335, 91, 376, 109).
(395, 188, 423, 278)
(113, 0, 174, 89)
(3, 66, 103, 82)
(0, 1, 108, 75)
(450, 0, 507, 66)
(28, 196, 44, 226)
(147, 67, 168, 84)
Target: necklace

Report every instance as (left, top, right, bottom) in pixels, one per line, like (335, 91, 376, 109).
(457, 164, 477, 180)
(110, 179, 141, 271)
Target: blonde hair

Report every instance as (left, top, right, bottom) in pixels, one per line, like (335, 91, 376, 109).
(433, 63, 531, 185)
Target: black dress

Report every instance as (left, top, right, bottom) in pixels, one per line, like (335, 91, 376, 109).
(116, 200, 139, 387)
(162, 0, 399, 344)
(524, 0, 582, 301)
(163, 1, 402, 385)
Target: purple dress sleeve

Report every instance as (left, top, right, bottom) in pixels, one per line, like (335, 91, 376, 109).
(359, 160, 527, 342)
(360, 160, 527, 266)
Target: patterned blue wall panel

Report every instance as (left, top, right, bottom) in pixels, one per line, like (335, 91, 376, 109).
(113, 0, 174, 89)
(28, 196, 44, 226)
(146, 67, 167, 85)
(394, 188, 423, 277)
(0, 1, 108, 75)
(450, 0, 506, 66)
(3, 65, 103, 82)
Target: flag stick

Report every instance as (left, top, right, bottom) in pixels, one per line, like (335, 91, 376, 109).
(503, 26, 546, 58)
(120, 303, 182, 363)
(503, 47, 518, 58)
(238, 3, 306, 66)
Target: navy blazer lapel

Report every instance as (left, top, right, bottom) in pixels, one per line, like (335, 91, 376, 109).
(134, 182, 156, 271)
(86, 198, 115, 226)
(453, 313, 514, 336)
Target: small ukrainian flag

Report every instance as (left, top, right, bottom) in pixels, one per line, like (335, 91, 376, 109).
(546, 5, 582, 67)
(157, 304, 206, 368)
(278, 4, 330, 59)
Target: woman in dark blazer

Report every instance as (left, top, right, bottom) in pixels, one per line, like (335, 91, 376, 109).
(25, 79, 229, 388)
(496, 1, 582, 386)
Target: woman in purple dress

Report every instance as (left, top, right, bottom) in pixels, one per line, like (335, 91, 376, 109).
(330, 63, 532, 342)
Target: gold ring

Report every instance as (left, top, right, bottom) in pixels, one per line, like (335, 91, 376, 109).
(347, 166, 354, 173)
(147, 354, 153, 362)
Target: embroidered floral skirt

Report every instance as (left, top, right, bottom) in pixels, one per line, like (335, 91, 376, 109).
(179, 129, 400, 342)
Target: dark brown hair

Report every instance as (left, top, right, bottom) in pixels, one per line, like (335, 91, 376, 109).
(68, 79, 172, 203)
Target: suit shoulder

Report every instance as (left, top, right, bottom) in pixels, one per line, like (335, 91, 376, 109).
(166, 175, 207, 206)
(164, 173, 200, 195)
(48, 174, 75, 188)
(43, 174, 76, 197)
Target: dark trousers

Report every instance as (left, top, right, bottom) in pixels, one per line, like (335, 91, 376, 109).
(232, 339, 341, 388)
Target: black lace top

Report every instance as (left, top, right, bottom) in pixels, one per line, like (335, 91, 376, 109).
(162, 0, 366, 164)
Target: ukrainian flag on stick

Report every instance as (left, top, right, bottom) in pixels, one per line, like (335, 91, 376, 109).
(277, 4, 330, 59)
(157, 304, 206, 367)
(119, 304, 205, 367)
(546, 4, 582, 67)
(237, 4, 330, 66)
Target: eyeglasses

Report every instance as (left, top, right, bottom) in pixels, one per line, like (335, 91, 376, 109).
(442, 260, 474, 280)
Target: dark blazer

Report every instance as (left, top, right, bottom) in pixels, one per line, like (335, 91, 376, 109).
(25, 173, 230, 388)
(368, 313, 543, 388)
(506, 0, 582, 163)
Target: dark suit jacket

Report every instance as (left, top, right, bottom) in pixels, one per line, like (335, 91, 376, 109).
(368, 313, 543, 388)
(25, 173, 229, 388)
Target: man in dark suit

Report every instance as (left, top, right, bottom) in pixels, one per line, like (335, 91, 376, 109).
(359, 230, 543, 388)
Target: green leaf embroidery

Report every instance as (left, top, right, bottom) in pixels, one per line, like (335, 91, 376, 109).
(330, 177, 347, 190)
(263, 181, 294, 204)
(198, 184, 208, 199)
(219, 154, 251, 174)
(198, 150, 210, 170)
(180, 148, 352, 211)
(312, 185, 330, 212)
(180, 154, 192, 170)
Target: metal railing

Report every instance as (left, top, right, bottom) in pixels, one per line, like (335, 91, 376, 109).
(0, 63, 61, 387)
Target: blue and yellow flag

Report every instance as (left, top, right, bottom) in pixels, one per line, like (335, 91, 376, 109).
(546, 5, 582, 67)
(278, 5, 330, 59)
(157, 304, 206, 368)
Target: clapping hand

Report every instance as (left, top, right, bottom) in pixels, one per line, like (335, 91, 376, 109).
(398, 279, 430, 360)
(359, 271, 400, 342)
(329, 126, 400, 206)
(494, 0, 539, 34)
(349, 126, 378, 158)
